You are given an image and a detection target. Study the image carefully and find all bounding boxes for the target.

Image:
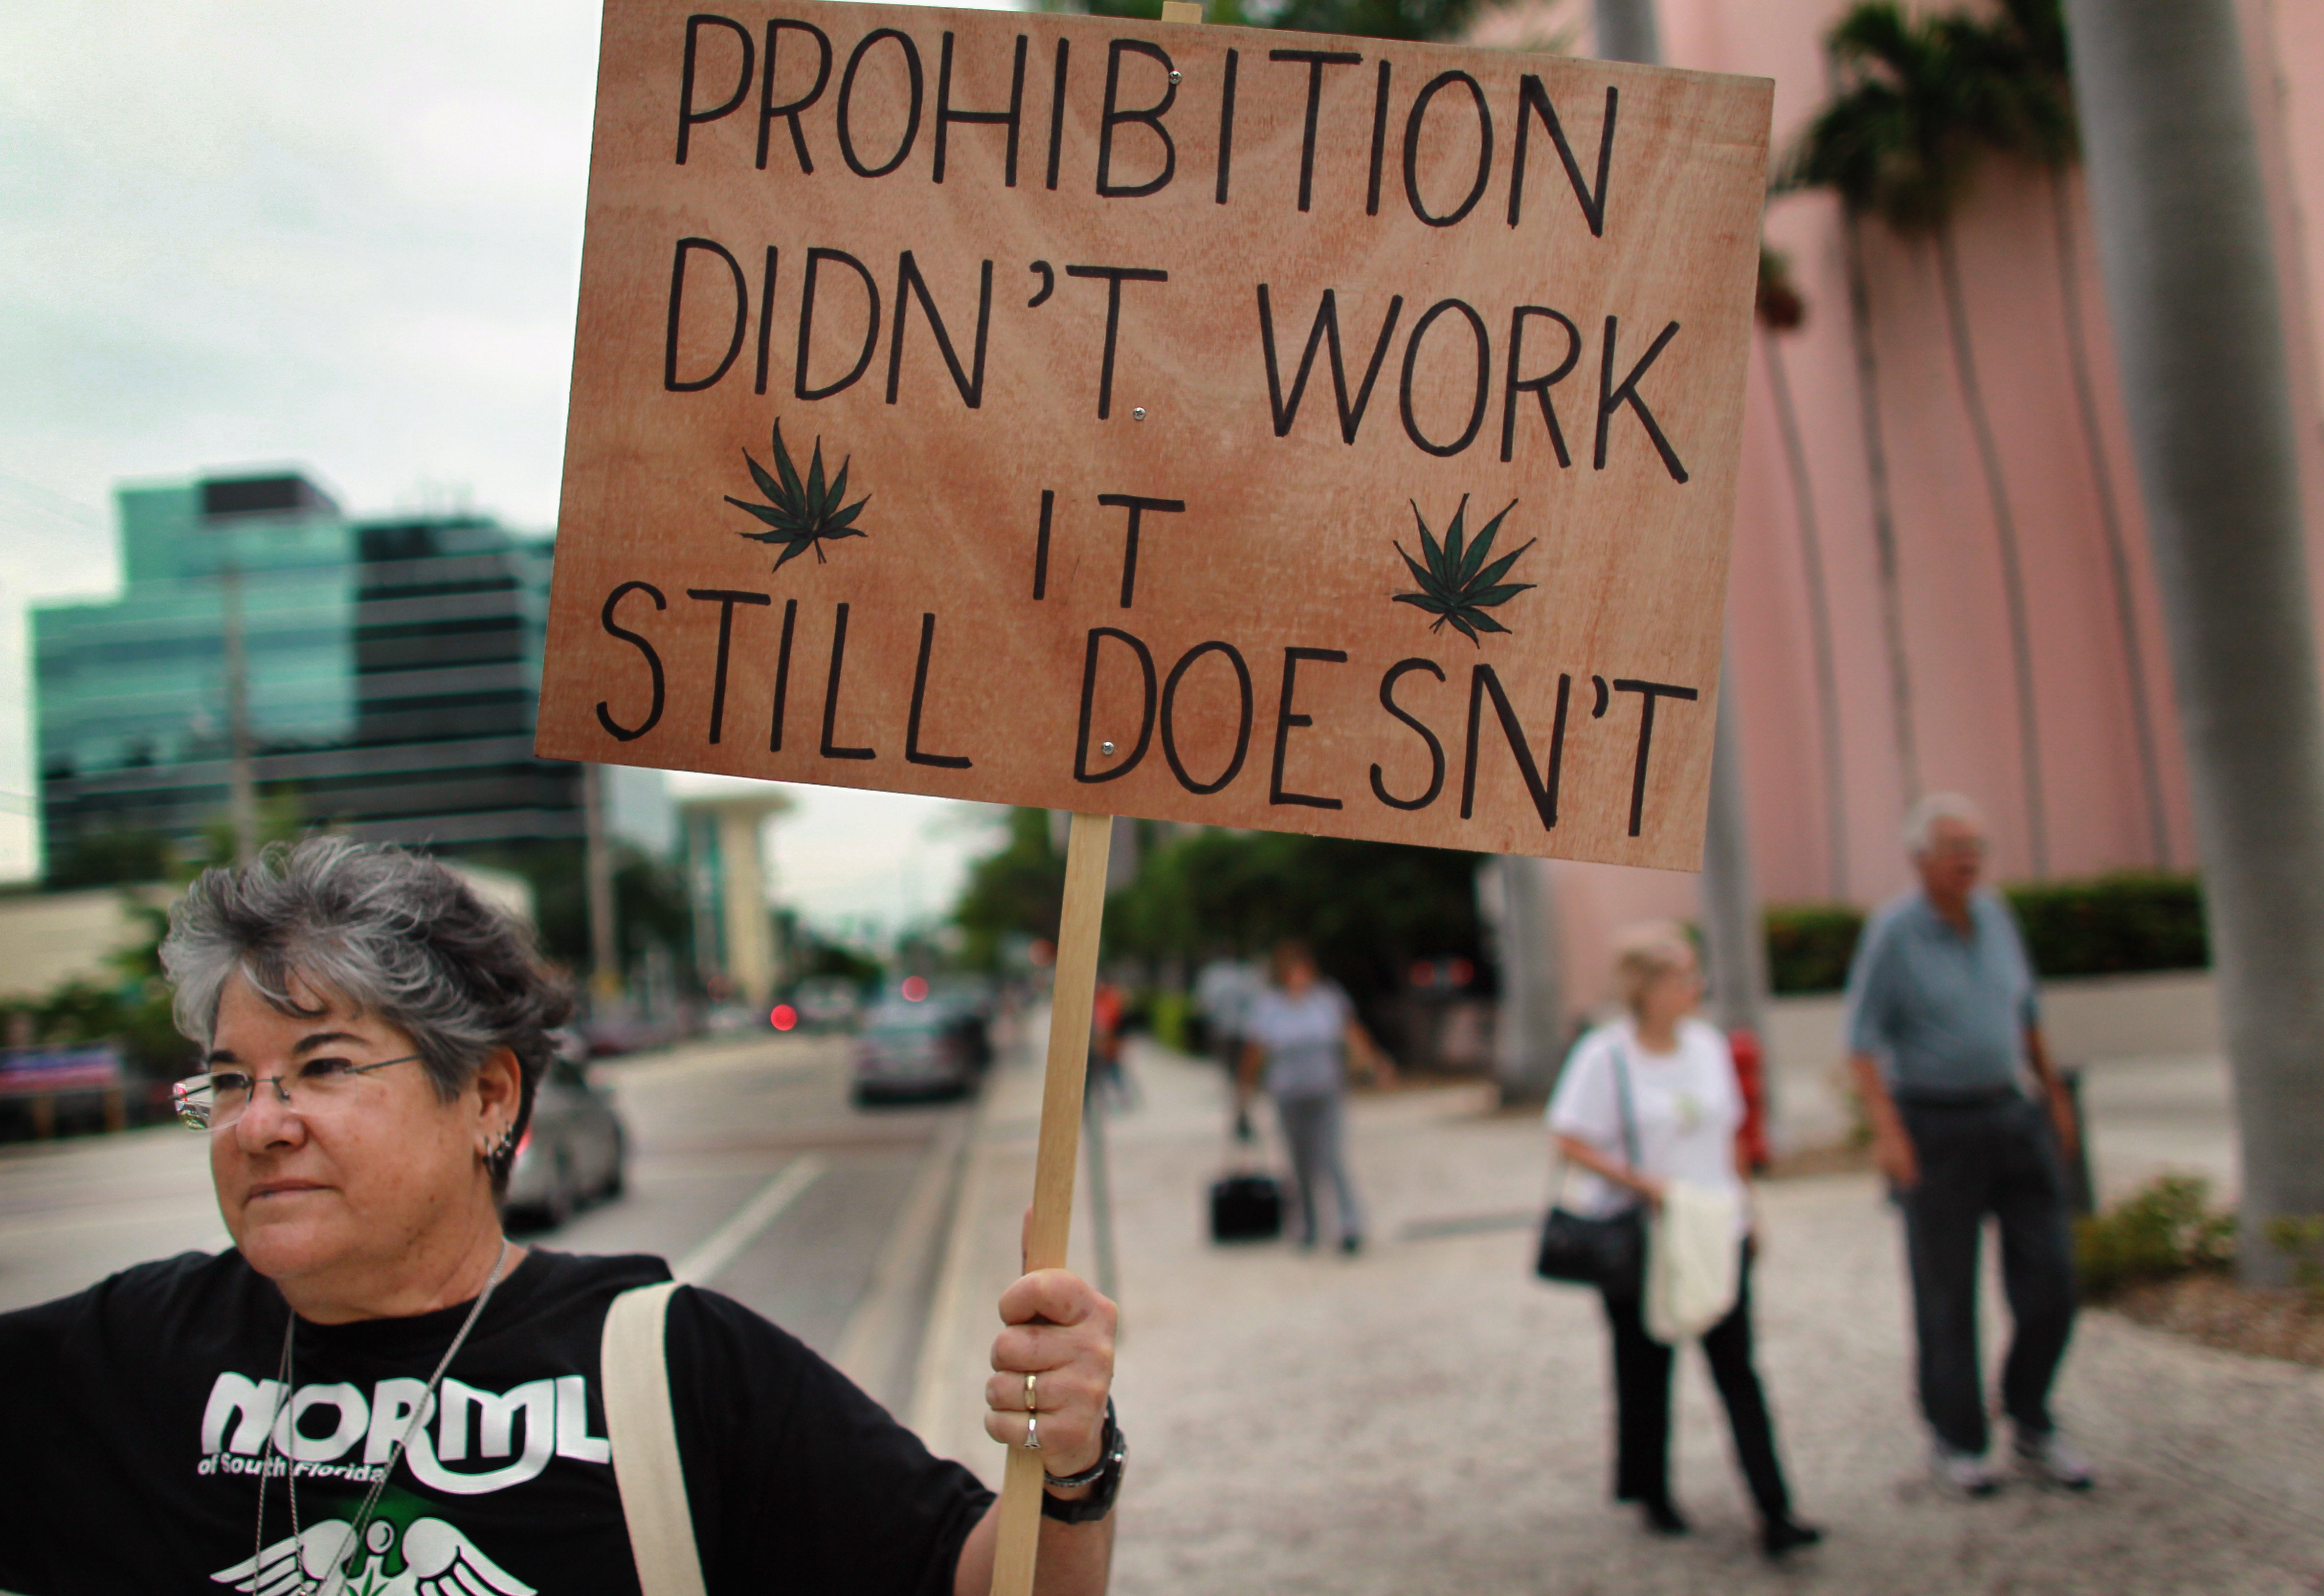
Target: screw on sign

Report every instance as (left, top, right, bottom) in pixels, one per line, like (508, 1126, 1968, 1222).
(537, 2, 1771, 1588)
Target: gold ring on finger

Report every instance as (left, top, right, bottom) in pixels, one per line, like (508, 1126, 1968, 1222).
(1024, 1372, 1039, 1413)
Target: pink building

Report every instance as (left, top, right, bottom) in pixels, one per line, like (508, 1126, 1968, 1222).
(1538, 0, 2324, 1012)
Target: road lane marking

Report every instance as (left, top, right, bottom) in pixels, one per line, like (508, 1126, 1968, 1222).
(603, 1038, 838, 1086)
(0, 1196, 224, 1246)
(672, 1155, 827, 1286)
(833, 1112, 971, 1408)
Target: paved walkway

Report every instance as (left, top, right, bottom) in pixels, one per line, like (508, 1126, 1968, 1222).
(916, 1035, 2324, 1595)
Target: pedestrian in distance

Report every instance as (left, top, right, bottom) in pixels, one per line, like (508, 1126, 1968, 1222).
(1192, 954, 1259, 1085)
(1088, 975, 1136, 1110)
(1548, 923, 1822, 1558)
(1236, 941, 1394, 1255)
(0, 839, 1124, 1596)
(1846, 793, 2095, 1496)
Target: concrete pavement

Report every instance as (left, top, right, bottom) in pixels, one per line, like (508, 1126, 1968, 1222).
(916, 1032, 2324, 1594)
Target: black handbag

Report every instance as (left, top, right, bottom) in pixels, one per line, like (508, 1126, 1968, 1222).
(1535, 1038, 1648, 1298)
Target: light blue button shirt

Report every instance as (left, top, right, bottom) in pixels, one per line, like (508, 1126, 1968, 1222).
(1844, 890, 2040, 1097)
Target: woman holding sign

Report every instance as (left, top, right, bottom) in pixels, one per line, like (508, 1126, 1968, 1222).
(0, 840, 1121, 1596)
(1547, 923, 1820, 1559)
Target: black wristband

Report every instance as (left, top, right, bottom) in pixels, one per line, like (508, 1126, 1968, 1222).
(1039, 1400, 1125, 1524)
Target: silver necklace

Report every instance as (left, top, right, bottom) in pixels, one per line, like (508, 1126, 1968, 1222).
(250, 1238, 513, 1595)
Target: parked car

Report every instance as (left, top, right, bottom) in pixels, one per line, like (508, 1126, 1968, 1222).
(701, 1001, 772, 1035)
(578, 1007, 683, 1059)
(504, 1052, 627, 1226)
(792, 976, 864, 1032)
(850, 998, 992, 1106)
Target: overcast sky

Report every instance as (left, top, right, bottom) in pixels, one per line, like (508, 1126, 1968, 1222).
(0, 0, 1019, 923)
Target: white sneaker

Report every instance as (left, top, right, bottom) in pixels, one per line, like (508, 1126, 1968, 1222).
(1930, 1441, 2002, 1498)
(2015, 1428, 2096, 1491)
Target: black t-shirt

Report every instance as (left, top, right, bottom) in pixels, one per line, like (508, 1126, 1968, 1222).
(0, 1247, 993, 1595)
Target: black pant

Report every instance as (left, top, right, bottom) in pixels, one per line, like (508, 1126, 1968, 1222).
(1601, 1251, 1792, 1523)
(1899, 1093, 2078, 1455)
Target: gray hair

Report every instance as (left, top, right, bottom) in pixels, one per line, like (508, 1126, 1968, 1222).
(161, 838, 571, 1183)
(1901, 792, 1988, 857)
(1610, 921, 1696, 1017)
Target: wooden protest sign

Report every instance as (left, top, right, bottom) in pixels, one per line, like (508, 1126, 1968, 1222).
(541, 3, 1767, 1586)
(539, 0, 1771, 871)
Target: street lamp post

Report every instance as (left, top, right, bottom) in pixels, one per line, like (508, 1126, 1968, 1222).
(584, 763, 623, 1001)
(219, 557, 260, 868)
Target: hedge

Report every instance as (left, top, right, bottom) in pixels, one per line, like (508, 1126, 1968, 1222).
(1765, 904, 1865, 995)
(2004, 872, 2209, 978)
(1765, 872, 2209, 995)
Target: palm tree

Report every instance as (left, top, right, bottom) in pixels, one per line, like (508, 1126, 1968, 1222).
(1782, 81, 1922, 812)
(2060, 0, 2324, 1286)
(1757, 246, 1850, 900)
(1787, 2, 2051, 875)
(1972, 0, 2173, 868)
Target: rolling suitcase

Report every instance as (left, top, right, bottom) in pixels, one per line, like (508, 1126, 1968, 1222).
(1209, 1108, 1284, 1242)
(1209, 1171, 1284, 1242)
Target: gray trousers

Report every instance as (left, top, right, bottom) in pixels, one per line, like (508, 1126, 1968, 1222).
(1275, 1091, 1364, 1244)
(1898, 1092, 2078, 1455)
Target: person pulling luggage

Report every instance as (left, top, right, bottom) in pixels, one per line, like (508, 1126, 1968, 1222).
(1235, 942, 1393, 1254)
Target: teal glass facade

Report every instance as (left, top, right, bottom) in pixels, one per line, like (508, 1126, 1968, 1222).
(32, 472, 580, 863)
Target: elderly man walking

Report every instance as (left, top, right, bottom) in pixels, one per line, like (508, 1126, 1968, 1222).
(1845, 794, 2095, 1497)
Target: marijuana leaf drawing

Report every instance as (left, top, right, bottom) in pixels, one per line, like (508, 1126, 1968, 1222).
(1392, 495, 1535, 644)
(725, 419, 871, 570)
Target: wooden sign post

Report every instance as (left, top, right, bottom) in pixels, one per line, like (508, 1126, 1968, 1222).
(538, 1, 1770, 1586)
(990, 808, 1111, 1593)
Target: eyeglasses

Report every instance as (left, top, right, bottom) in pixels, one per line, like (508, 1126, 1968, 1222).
(172, 1053, 423, 1131)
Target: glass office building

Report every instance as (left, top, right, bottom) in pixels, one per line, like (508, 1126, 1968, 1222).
(32, 471, 584, 865)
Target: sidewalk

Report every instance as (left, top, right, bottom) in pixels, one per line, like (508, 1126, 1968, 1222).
(916, 1033, 2324, 1594)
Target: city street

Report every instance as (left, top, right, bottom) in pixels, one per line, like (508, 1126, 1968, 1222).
(6, 1017, 2321, 1594)
(0, 1030, 973, 1417)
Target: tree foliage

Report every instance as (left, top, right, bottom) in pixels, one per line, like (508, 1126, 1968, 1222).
(474, 838, 694, 980)
(951, 812, 1487, 1002)
(1104, 827, 1487, 1001)
(953, 808, 1069, 971)
(1781, 0, 2074, 230)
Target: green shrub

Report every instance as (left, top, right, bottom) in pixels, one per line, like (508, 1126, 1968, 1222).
(1763, 873, 2209, 997)
(1765, 904, 1864, 995)
(2265, 1216, 2324, 1307)
(2076, 1174, 2236, 1299)
(2003, 873, 2208, 977)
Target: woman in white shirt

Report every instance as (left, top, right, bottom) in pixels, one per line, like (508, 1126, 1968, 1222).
(1546, 923, 1819, 1558)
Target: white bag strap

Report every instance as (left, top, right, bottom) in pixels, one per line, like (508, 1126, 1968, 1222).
(602, 1281, 708, 1596)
